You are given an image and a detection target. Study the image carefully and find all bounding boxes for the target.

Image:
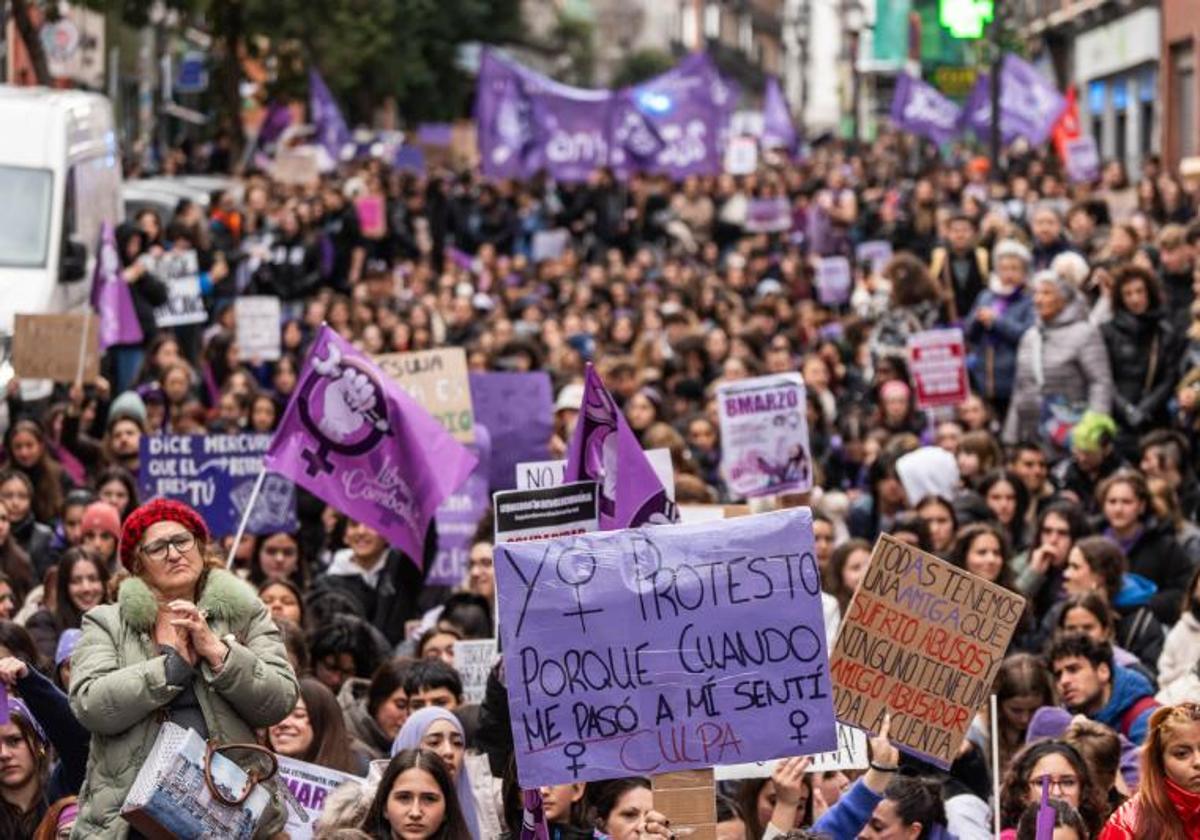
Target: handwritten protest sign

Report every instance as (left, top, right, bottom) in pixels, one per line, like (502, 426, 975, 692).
(12, 313, 99, 382)
(376, 348, 475, 443)
(814, 256, 852, 306)
(855, 240, 894, 275)
(276, 756, 363, 840)
(149, 250, 207, 327)
(139, 434, 297, 536)
(494, 482, 599, 543)
(456, 639, 500, 704)
(907, 328, 969, 409)
(713, 723, 869, 780)
(470, 372, 553, 491)
(495, 507, 835, 787)
(235, 296, 282, 362)
(828, 534, 1025, 768)
(717, 373, 812, 498)
(517, 450, 675, 501)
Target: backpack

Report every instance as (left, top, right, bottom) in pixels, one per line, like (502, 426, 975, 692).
(1118, 695, 1160, 738)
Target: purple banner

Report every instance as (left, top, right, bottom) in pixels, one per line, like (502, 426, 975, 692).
(890, 73, 962, 146)
(309, 68, 351, 163)
(469, 371, 553, 492)
(91, 221, 143, 350)
(258, 102, 292, 146)
(962, 55, 1066, 147)
(266, 326, 477, 562)
(430, 425, 493, 586)
(564, 365, 676, 529)
(761, 75, 796, 152)
(495, 507, 836, 787)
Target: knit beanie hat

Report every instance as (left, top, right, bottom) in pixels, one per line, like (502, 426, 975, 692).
(81, 501, 121, 540)
(118, 498, 210, 572)
(107, 391, 147, 431)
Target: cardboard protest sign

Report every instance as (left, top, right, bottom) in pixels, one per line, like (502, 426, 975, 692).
(495, 507, 835, 787)
(456, 639, 500, 704)
(139, 434, 297, 536)
(11, 313, 99, 382)
(717, 373, 812, 498)
(271, 150, 321, 186)
(907, 328, 969, 409)
(148, 250, 207, 327)
(430, 430, 492, 586)
(276, 755, 363, 840)
(653, 770, 716, 840)
(814, 256, 852, 306)
(828, 533, 1025, 769)
(235, 296, 282, 362)
(376, 348, 475, 443)
(855, 240, 894, 275)
(493, 481, 600, 543)
(470, 372, 553, 491)
(713, 722, 869, 780)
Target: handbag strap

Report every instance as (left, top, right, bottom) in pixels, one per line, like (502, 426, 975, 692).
(203, 741, 279, 807)
(1143, 332, 1160, 393)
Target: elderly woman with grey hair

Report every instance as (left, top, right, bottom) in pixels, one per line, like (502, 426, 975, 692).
(964, 239, 1037, 420)
(1003, 269, 1114, 445)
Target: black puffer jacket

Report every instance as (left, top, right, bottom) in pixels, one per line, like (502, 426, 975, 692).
(1122, 518, 1196, 625)
(1101, 308, 1180, 434)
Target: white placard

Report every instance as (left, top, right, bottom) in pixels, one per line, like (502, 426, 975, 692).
(455, 639, 499, 705)
(276, 755, 364, 840)
(514, 449, 675, 500)
(713, 723, 869, 780)
(235, 296, 282, 361)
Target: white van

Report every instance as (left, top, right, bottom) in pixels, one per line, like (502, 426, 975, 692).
(0, 86, 123, 336)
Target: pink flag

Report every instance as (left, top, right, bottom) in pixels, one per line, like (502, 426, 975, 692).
(563, 364, 676, 530)
(265, 325, 477, 562)
(91, 222, 143, 350)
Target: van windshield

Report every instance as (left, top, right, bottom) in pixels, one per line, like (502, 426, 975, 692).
(0, 166, 53, 268)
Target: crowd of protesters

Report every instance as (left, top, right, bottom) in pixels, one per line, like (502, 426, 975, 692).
(0, 128, 1198, 838)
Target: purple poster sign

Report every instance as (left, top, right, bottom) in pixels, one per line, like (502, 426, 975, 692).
(716, 373, 812, 498)
(495, 507, 836, 787)
(564, 365, 676, 530)
(890, 74, 962, 146)
(267, 326, 477, 562)
(1065, 135, 1100, 183)
(469, 371, 554, 492)
(430, 425, 493, 586)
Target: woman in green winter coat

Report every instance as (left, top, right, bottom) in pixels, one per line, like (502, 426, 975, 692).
(68, 498, 299, 839)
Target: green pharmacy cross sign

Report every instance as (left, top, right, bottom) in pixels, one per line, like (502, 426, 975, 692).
(939, 0, 994, 39)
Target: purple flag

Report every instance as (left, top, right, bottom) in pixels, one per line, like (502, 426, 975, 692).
(519, 789, 549, 840)
(563, 365, 676, 530)
(1035, 774, 1055, 840)
(90, 222, 143, 350)
(309, 68, 350, 163)
(962, 54, 1066, 147)
(475, 49, 534, 180)
(890, 73, 962, 146)
(258, 102, 292, 146)
(761, 75, 796, 152)
(265, 326, 477, 562)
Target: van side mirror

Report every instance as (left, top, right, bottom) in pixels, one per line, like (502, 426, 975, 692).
(60, 238, 88, 283)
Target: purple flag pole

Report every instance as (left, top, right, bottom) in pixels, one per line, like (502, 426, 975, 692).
(1035, 774, 1055, 840)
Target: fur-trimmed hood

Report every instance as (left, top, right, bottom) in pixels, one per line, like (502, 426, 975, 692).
(117, 568, 262, 632)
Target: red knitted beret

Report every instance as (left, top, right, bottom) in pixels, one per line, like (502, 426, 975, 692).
(119, 498, 211, 571)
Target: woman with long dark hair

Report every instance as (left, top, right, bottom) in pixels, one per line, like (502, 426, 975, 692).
(978, 468, 1031, 551)
(24, 548, 109, 663)
(267, 677, 369, 774)
(999, 739, 1109, 837)
(363, 749, 473, 840)
(4, 419, 72, 525)
(1013, 500, 1090, 620)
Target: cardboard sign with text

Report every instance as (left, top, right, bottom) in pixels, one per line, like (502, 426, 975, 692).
(375, 348, 475, 443)
(455, 639, 500, 705)
(828, 534, 1024, 768)
(907, 328, 969, 409)
(495, 508, 835, 787)
(12, 313, 99, 382)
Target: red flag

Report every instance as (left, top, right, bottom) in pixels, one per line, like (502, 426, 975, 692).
(1052, 85, 1080, 160)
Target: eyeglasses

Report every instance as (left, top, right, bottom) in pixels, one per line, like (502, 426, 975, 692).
(1029, 774, 1079, 794)
(140, 532, 196, 563)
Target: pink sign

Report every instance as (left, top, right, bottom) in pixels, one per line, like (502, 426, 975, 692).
(355, 195, 386, 239)
(907, 328, 969, 409)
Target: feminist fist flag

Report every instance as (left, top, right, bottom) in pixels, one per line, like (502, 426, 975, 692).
(265, 325, 477, 562)
(91, 221, 142, 349)
(563, 364, 677, 530)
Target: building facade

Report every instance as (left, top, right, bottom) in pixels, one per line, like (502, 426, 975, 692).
(1163, 0, 1200, 167)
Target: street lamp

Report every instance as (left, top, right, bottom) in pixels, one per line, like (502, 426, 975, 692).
(842, 0, 865, 143)
(791, 1, 810, 136)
